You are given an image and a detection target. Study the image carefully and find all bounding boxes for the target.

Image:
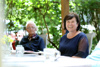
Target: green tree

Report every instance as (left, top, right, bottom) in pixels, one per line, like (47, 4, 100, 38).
(5, 0, 61, 49)
(69, 0, 100, 50)
(6, 0, 100, 50)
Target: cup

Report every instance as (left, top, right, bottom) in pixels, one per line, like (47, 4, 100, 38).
(16, 45, 24, 56)
(43, 48, 60, 62)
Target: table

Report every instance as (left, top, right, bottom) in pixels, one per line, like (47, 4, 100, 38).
(2, 53, 99, 67)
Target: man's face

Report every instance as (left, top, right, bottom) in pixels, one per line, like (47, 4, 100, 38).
(26, 23, 36, 35)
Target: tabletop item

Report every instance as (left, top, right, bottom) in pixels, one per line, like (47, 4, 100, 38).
(16, 45, 24, 56)
(2, 54, 98, 67)
(24, 51, 43, 55)
(43, 48, 60, 62)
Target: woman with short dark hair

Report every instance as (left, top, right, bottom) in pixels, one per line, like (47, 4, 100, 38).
(59, 12, 89, 58)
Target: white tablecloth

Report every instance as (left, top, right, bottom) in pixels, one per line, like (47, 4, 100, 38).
(2, 54, 99, 67)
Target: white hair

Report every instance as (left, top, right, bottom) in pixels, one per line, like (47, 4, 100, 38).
(26, 21, 38, 31)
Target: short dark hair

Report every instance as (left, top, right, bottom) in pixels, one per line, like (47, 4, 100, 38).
(63, 12, 80, 31)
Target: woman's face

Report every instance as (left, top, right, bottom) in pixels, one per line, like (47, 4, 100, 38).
(26, 23, 36, 35)
(66, 17, 78, 32)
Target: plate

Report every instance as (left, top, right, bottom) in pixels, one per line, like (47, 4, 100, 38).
(24, 51, 43, 55)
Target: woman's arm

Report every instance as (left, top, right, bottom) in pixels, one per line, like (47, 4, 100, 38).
(73, 37, 89, 58)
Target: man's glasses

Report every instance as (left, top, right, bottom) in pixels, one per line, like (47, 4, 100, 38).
(26, 27, 35, 30)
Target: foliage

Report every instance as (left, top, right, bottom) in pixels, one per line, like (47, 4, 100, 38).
(5, 0, 61, 49)
(69, 0, 100, 51)
(5, 0, 100, 51)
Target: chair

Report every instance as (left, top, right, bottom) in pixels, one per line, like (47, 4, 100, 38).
(39, 34, 48, 48)
(86, 33, 96, 54)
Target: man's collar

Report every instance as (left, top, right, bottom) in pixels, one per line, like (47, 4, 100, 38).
(28, 34, 37, 41)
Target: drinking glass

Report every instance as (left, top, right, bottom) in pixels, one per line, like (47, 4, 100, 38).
(16, 45, 24, 56)
(43, 48, 60, 62)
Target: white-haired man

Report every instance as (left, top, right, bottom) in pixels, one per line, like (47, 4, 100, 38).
(20, 21, 45, 52)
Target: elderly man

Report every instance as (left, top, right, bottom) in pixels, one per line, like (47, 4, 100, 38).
(20, 21, 45, 52)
